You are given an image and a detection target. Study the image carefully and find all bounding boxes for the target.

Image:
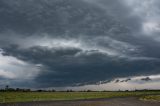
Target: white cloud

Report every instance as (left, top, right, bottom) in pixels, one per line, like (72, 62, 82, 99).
(12, 35, 137, 58)
(0, 33, 126, 57)
(143, 21, 160, 34)
(1, 32, 156, 61)
(123, 0, 160, 41)
(0, 69, 16, 79)
(0, 49, 41, 79)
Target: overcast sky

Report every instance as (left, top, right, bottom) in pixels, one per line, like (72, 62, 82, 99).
(0, 0, 160, 90)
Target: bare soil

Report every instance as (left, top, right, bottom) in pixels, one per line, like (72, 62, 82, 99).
(0, 97, 160, 106)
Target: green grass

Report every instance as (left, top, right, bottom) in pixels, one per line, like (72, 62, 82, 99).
(0, 91, 160, 103)
(140, 95, 160, 102)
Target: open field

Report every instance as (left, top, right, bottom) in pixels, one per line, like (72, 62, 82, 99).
(0, 91, 160, 103)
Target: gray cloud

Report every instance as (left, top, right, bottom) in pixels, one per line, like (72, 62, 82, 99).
(1, 45, 160, 87)
(0, 0, 160, 88)
(141, 77, 152, 82)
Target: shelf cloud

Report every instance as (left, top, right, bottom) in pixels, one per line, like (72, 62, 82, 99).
(0, 0, 160, 89)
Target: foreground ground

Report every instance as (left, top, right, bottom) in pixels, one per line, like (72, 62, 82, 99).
(0, 97, 160, 106)
(0, 91, 160, 106)
(1, 91, 160, 103)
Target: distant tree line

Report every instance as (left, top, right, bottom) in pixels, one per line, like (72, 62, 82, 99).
(0, 85, 31, 92)
(1, 85, 160, 92)
(0, 85, 56, 92)
(0, 85, 96, 92)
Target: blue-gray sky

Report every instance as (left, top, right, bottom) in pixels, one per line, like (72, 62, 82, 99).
(0, 0, 160, 90)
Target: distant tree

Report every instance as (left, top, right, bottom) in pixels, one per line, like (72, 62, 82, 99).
(5, 85, 9, 90)
(37, 90, 43, 92)
(8, 88, 15, 91)
(0, 89, 5, 92)
(87, 90, 92, 92)
(16, 88, 20, 91)
(67, 89, 73, 92)
(52, 89, 56, 92)
(26, 89, 31, 92)
(36, 89, 47, 92)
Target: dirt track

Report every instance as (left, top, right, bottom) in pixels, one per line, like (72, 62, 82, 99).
(0, 97, 160, 106)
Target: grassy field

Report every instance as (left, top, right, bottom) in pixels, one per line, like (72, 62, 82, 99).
(0, 91, 160, 103)
(140, 95, 160, 102)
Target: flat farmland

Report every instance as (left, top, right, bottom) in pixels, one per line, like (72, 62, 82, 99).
(0, 91, 160, 103)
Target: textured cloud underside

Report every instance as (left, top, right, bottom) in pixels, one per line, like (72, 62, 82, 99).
(0, 0, 160, 89)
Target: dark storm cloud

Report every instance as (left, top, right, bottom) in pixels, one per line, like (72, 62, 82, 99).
(0, 0, 143, 46)
(84, 0, 143, 31)
(2, 45, 160, 87)
(0, 0, 160, 88)
(114, 78, 131, 83)
(0, 0, 119, 37)
(141, 77, 152, 82)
